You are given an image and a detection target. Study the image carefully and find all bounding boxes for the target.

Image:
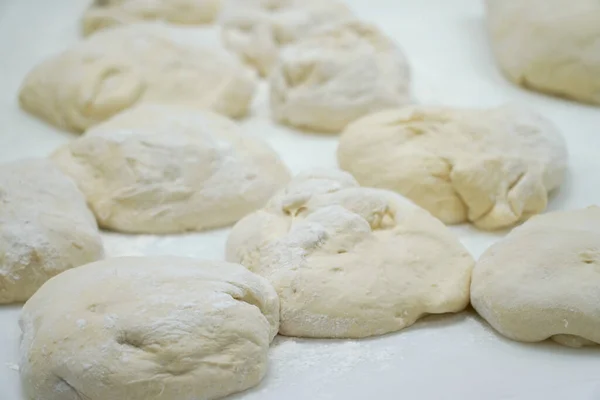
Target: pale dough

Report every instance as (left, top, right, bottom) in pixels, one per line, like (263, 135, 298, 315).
(20, 256, 279, 400)
(51, 104, 291, 234)
(220, 0, 354, 76)
(19, 23, 257, 133)
(270, 20, 412, 133)
(471, 207, 600, 347)
(0, 159, 104, 304)
(337, 104, 567, 230)
(83, 0, 222, 36)
(486, 0, 600, 105)
(226, 169, 474, 338)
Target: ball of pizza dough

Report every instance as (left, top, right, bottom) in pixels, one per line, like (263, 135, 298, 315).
(0, 159, 104, 304)
(226, 169, 474, 338)
(51, 104, 291, 234)
(220, 0, 353, 76)
(270, 20, 411, 133)
(338, 104, 567, 230)
(486, 0, 600, 105)
(471, 207, 600, 347)
(20, 256, 279, 400)
(19, 23, 257, 133)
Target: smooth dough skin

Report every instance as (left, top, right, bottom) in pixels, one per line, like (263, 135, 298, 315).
(270, 20, 412, 133)
(19, 23, 257, 133)
(83, 0, 222, 36)
(19, 256, 279, 400)
(337, 104, 567, 230)
(0, 159, 104, 304)
(51, 104, 291, 234)
(486, 0, 600, 105)
(471, 207, 600, 348)
(226, 170, 474, 338)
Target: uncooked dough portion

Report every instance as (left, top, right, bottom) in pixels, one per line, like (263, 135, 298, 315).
(270, 20, 411, 133)
(83, 0, 222, 36)
(51, 104, 291, 234)
(221, 0, 354, 76)
(20, 256, 279, 400)
(0, 159, 104, 304)
(226, 170, 474, 338)
(486, 0, 600, 105)
(19, 23, 257, 133)
(471, 207, 600, 347)
(338, 104, 567, 230)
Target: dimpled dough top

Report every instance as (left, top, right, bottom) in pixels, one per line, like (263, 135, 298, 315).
(51, 104, 291, 234)
(471, 207, 600, 348)
(270, 20, 411, 133)
(220, 0, 354, 77)
(19, 23, 257, 133)
(338, 104, 567, 230)
(19, 256, 280, 400)
(0, 159, 104, 304)
(486, 0, 600, 105)
(83, 0, 222, 36)
(226, 170, 474, 338)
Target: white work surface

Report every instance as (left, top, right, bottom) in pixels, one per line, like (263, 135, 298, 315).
(1, 1, 600, 399)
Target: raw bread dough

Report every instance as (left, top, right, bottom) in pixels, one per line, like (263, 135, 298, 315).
(471, 207, 600, 347)
(220, 0, 353, 76)
(270, 20, 412, 133)
(51, 104, 291, 234)
(226, 169, 474, 338)
(19, 23, 257, 133)
(0, 159, 103, 304)
(83, 0, 222, 36)
(337, 104, 567, 230)
(486, 0, 600, 105)
(20, 256, 279, 400)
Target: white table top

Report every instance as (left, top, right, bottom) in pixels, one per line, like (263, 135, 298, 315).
(1, 1, 600, 399)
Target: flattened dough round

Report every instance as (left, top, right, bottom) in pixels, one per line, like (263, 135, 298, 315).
(0, 159, 104, 304)
(83, 0, 222, 36)
(221, 0, 353, 76)
(19, 23, 257, 133)
(226, 169, 474, 338)
(486, 0, 600, 105)
(471, 207, 600, 347)
(270, 20, 411, 133)
(338, 104, 567, 230)
(51, 104, 291, 234)
(20, 256, 279, 400)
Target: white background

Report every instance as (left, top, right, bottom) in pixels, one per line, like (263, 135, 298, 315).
(1, 0, 600, 399)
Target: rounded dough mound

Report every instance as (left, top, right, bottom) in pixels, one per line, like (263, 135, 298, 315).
(0, 159, 104, 304)
(270, 20, 411, 133)
(220, 0, 353, 77)
(486, 0, 600, 105)
(471, 207, 600, 347)
(338, 104, 567, 230)
(19, 23, 257, 133)
(83, 0, 222, 36)
(51, 104, 291, 234)
(20, 256, 279, 400)
(226, 169, 474, 338)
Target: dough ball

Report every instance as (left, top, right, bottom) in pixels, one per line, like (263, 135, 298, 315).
(51, 104, 291, 234)
(471, 207, 600, 347)
(226, 169, 474, 338)
(83, 0, 222, 36)
(270, 20, 411, 133)
(220, 0, 353, 77)
(0, 159, 104, 304)
(486, 0, 600, 105)
(19, 23, 257, 133)
(20, 256, 279, 400)
(338, 104, 567, 230)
